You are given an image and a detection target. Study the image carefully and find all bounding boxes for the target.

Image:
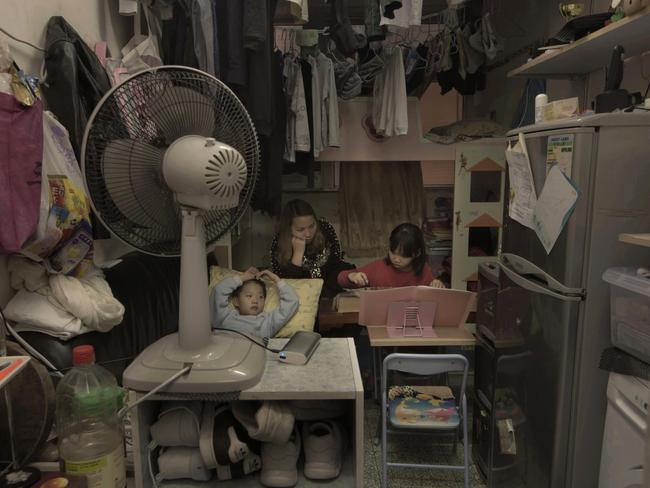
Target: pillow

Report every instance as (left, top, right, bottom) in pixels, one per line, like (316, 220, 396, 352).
(209, 267, 323, 338)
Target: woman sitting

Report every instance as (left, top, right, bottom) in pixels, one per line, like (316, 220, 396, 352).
(270, 199, 354, 297)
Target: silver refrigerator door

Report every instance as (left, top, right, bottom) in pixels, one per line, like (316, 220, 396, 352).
(503, 127, 596, 289)
(497, 258, 584, 488)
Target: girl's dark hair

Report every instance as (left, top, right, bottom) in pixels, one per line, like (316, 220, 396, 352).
(232, 279, 267, 299)
(276, 199, 325, 267)
(384, 223, 427, 276)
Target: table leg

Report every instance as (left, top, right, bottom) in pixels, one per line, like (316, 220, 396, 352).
(372, 346, 381, 403)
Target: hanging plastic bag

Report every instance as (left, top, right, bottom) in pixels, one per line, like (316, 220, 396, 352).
(0, 93, 43, 253)
(20, 111, 94, 277)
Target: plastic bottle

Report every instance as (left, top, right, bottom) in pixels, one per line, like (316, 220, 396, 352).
(56, 345, 126, 488)
(535, 93, 548, 124)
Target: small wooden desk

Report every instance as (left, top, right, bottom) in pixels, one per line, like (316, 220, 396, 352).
(367, 325, 475, 347)
(318, 297, 359, 330)
(367, 326, 476, 402)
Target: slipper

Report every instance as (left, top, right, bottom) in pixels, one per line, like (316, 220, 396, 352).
(232, 400, 295, 444)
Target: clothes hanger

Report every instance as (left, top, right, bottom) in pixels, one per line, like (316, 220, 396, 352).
(0, 27, 46, 53)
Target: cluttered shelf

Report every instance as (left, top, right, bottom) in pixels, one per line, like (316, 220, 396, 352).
(508, 8, 650, 78)
(619, 233, 650, 247)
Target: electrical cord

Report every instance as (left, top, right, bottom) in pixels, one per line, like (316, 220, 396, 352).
(118, 365, 192, 419)
(216, 328, 281, 354)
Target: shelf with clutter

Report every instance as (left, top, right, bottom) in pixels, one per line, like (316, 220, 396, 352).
(128, 338, 364, 488)
(508, 8, 650, 78)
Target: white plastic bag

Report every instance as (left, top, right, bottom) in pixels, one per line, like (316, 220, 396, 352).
(20, 111, 93, 277)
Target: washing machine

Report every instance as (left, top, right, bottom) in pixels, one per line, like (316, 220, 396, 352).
(599, 372, 649, 488)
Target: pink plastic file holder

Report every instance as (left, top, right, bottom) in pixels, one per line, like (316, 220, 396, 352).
(386, 301, 437, 338)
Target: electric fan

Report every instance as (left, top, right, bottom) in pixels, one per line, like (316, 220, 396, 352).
(81, 66, 265, 393)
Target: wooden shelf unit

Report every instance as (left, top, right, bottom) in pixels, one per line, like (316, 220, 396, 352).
(508, 8, 650, 78)
(619, 233, 650, 248)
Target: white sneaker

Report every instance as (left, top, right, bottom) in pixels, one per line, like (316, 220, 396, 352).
(302, 421, 345, 480)
(260, 427, 301, 487)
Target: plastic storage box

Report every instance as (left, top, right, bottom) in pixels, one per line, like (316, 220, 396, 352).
(603, 268, 650, 364)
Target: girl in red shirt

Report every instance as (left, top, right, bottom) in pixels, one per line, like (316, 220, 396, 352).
(337, 223, 445, 289)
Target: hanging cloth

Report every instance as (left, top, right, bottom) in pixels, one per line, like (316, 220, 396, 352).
(372, 47, 407, 137)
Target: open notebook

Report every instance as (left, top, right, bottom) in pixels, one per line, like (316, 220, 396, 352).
(358, 286, 475, 328)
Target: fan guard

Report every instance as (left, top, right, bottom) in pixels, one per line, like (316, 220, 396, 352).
(82, 66, 260, 256)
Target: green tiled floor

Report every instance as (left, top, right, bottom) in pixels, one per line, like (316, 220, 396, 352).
(363, 401, 487, 488)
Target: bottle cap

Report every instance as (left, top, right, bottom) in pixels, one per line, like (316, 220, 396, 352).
(73, 345, 96, 365)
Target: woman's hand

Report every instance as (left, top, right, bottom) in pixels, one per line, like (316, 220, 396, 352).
(291, 236, 306, 266)
(257, 269, 281, 284)
(430, 279, 446, 288)
(348, 272, 369, 287)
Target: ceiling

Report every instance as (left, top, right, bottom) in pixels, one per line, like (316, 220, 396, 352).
(275, 0, 451, 27)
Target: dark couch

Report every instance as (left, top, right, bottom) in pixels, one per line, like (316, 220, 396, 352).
(16, 253, 181, 382)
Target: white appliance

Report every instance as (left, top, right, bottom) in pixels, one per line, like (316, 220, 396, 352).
(499, 113, 650, 488)
(599, 373, 648, 488)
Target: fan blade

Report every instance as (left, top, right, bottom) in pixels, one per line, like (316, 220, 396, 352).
(103, 139, 176, 231)
(147, 85, 216, 144)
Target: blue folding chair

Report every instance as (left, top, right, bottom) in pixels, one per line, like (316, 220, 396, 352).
(381, 353, 470, 488)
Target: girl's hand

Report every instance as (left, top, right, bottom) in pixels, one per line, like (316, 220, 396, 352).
(430, 279, 446, 288)
(241, 267, 259, 282)
(257, 269, 281, 284)
(348, 272, 369, 287)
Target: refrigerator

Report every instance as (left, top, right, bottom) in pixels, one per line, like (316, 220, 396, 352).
(496, 113, 650, 488)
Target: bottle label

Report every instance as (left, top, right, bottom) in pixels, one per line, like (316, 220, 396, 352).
(64, 445, 126, 488)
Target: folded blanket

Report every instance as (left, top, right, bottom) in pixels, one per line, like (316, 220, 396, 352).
(6, 255, 125, 336)
(5, 290, 92, 340)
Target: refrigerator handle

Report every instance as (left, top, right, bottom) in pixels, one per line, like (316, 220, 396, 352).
(501, 253, 585, 297)
(500, 262, 583, 302)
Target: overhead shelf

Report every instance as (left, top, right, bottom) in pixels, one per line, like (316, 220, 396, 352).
(619, 233, 650, 247)
(508, 8, 650, 78)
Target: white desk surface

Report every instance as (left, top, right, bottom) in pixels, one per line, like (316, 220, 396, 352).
(239, 338, 363, 400)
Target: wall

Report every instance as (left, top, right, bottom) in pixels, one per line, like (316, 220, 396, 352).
(0, 0, 132, 306)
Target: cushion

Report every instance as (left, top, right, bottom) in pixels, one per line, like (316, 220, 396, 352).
(209, 267, 323, 338)
(388, 386, 460, 430)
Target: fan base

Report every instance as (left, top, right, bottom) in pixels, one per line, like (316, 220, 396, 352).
(122, 332, 266, 393)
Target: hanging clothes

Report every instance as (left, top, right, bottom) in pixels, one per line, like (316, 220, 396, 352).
(41, 16, 112, 160)
(190, 0, 217, 76)
(380, 0, 422, 28)
(283, 55, 310, 163)
(250, 49, 286, 216)
(243, 0, 277, 136)
(372, 47, 408, 137)
(307, 55, 323, 157)
(315, 53, 340, 149)
(160, 0, 199, 68)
